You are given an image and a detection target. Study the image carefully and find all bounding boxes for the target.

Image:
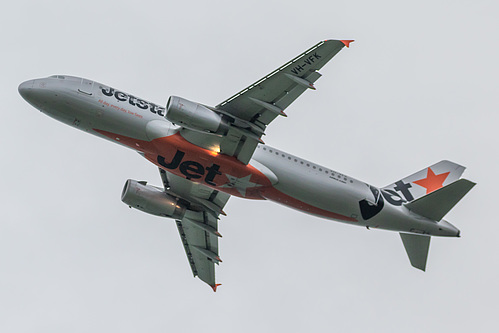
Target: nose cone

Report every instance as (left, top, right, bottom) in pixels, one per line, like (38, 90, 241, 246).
(18, 80, 34, 101)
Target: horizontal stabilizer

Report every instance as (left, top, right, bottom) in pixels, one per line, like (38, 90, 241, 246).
(404, 179, 476, 221)
(400, 233, 431, 271)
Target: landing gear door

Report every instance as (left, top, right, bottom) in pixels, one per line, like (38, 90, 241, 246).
(78, 78, 94, 95)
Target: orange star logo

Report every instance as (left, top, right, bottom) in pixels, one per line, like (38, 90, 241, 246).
(413, 168, 450, 194)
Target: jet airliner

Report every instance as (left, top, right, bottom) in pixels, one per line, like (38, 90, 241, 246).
(19, 40, 475, 291)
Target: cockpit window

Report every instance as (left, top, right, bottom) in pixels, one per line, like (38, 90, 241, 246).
(50, 75, 66, 79)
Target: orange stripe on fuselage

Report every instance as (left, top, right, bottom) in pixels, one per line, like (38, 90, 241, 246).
(93, 129, 270, 199)
(93, 129, 356, 221)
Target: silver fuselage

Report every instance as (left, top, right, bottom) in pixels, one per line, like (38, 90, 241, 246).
(18, 75, 460, 237)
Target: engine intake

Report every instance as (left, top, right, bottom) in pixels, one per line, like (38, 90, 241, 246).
(166, 96, 228, 134)
(121, 179, 185, 219)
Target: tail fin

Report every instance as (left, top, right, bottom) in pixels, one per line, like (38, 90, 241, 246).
(399, 180, 475, 270)
(383, 160, 466, 203)
(404, 179, 476, 221)
(400, 233, 431, 271)
(389, 161, 475, 271)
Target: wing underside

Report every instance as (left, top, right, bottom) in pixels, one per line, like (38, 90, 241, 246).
(180, 40, 351, 164)
(160, 168, 230, 290)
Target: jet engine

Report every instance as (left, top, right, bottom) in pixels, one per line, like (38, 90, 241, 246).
(121, 179, 185, 219)
(166, 96, 229, 134)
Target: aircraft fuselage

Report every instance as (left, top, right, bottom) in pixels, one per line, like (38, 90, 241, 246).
(18, 75, 460, 237)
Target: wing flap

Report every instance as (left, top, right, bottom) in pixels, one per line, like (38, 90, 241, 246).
(175, 219, 198, 277)
(176, 210, 221, 288)
(161, 170, 229, 290)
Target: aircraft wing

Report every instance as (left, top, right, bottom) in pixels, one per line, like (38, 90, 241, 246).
(159, 168, 230, 291)
(179, 39, 352, 164)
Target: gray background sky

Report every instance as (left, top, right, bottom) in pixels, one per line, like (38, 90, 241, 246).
(2, 0, 498, 332)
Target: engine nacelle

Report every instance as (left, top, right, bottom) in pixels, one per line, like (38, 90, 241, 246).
(166, 96, 228, 134)
(121, 179, 186, 219)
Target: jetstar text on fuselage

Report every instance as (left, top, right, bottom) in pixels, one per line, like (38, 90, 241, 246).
(157, 150, 222, 186)
(101, 86, 166, 116)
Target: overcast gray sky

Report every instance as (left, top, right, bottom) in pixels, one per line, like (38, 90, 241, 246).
(2, 0, 498, 332)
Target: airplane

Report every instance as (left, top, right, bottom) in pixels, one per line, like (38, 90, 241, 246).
(18, 39, 475, 291)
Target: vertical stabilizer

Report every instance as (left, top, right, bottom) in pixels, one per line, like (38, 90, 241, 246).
(400, 233, 431, 271)
(383, 160, 465, 202)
